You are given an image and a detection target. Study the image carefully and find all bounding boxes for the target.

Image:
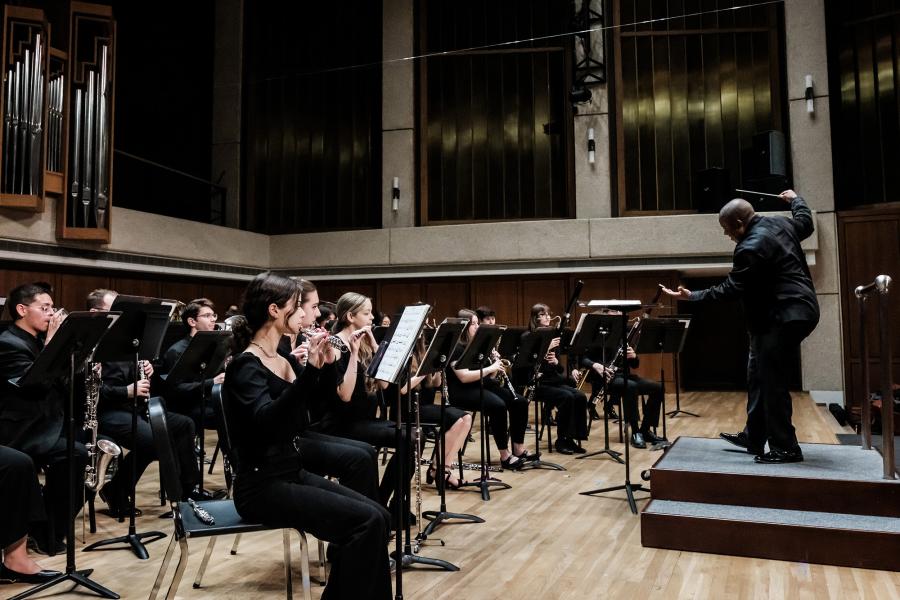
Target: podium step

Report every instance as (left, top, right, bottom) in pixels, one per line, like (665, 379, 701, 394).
(642, 499, 900, 572)
(649, 437, 900, 517)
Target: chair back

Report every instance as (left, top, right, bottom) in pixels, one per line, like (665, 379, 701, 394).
(148, 397, 183, 503)
(211, 382, 238, 483)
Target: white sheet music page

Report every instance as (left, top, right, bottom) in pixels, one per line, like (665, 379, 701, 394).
(374, 304, 431, 383)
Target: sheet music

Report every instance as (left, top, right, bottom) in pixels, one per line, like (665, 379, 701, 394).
(374, 304, 431, 383)
(584, 299, 642, 308)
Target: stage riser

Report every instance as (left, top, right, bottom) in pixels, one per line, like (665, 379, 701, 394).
(641, 513, 900, 572)
(651, 470, 900, 517)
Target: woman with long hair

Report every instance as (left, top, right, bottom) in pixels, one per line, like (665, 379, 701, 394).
(518, 303, 589, 454)
(446, 309, 532, 470)
(223, 273, 391, 599)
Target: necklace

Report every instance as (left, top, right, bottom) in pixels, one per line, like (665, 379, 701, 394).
(250, 341, 276, 359)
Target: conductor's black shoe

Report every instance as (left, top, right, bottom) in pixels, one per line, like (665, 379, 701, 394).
(754, 448, 803, 464)
(719, 431, 763, 455)
(554, 439, 575, 455)
(630, 432, 646, 449)
(0, 564, 62, 584)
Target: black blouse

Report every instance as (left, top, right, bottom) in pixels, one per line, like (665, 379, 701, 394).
(223, 352, 318, 473)
(331, 346, 377, 421)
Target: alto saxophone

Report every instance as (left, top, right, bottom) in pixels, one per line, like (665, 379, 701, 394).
(84, 361, 121, 492)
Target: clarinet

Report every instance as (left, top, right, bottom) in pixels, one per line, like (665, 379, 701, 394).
(412, 389, 423, 550)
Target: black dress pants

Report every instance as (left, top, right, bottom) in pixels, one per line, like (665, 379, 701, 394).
(745, 320, 816, 452)
(0, 445, 46, 548)
(235, 466, 392, 600)
(608, 374, 663, 433)
(534, 384, 588, 441)
(448, 385, 528, 449)
(294, 430, 379, 501)
(99, 403, 199, 503)
(30, 437, 88, 544)
(330, 419, 411, 507)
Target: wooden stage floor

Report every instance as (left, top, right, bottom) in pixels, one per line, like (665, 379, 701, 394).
(8, 391, 900, 599)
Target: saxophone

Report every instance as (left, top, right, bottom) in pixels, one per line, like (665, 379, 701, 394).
(84, 361, 121, 492)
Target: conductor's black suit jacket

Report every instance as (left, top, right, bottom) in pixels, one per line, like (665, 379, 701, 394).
(689, 196, 820, 333)
(0, 324, 65, 456)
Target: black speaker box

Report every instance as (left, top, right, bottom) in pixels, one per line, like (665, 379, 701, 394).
(694, 167, 733, 214)
(752, 130, 786, 177)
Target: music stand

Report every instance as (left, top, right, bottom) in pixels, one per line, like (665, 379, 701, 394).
(579, 301, 650, 515)
(9, 312, 120, 600)
(419, 317, 483, 539)
(635, 318, 688, 450)
(571, 313, 624, 463)
(83, 295, 175, 559)
(514, 327, 563, 471)
(455, 324, 510, 501)
(658, 315, 697, 418)
(160, 330, 232, 494)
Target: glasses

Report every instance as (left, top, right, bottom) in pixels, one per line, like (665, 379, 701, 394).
(198, 313, 218, 320)
(26, 302, 55, 314)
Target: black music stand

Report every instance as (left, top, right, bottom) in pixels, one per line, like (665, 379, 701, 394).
(514, 327, 563, 471)
(658, 315, 697, 418)
(9, 312, 120, 600)
(456, 324, 510, 501)
(580, 301, 650, 515)
(83, 296, 175, 559)
(572, 313, 624, 463)
(419, 318, 483, 539)
(635, 318, 688, 450)
(160, 330, 232, 495)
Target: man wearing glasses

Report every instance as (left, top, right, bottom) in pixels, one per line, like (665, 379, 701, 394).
(0, 282, 83, 555)
(159, 298, 226, 431)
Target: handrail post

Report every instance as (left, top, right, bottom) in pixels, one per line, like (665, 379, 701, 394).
(875, 276, 895, 479)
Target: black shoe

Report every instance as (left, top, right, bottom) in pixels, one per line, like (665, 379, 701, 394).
(643, 430, 667, 445)
(0, 563, 62, 584)
(554, 439, 574, 455)
(572, 441, 587, 454)
(500, 455, 524, 471)
(589, 406, 602, 421)
(754, 448, 803, 464)
(719, 431, 763, 455)
(606, 406, 619, 420)
(26, 536, 65, 557)
(630, 432, 646, 449)
(188, 488, 216, 501)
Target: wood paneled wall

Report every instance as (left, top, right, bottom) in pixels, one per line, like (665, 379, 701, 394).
(838, 204, 900, 409)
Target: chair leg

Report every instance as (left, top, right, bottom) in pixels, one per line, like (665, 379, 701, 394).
(230, 533, 242, 555)
(296, 531, 312, 600)
(282, 529, 293, 600)
(207, 441, 220, 475)
(193, 537, 217, 589)
(88, 495, 97, 534)
(316, 540, 327, 586)
(149, 536, 177, 600)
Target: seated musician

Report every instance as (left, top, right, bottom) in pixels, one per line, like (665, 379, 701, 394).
(579, 311, 665, 448)
(475, 305, 496, 325)
(86, 289, 203, 514)
(223, 273, 391, 599)
(0, 282, 84, 554)
(515, 304, 588, 455)
(159, 298, 224, 431)
(1, 444, 62, 583)
(310, 292, 413, 522)
(446, 309, 533, 470)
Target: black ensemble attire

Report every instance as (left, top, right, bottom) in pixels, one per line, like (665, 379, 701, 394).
(0, 324, 86, 546)
(688, 196, 819, 454)
(224, 352, 391, 600)
(0, 445, 47, 549)
(97, 361, 199, 504)
(446, 346, 528, 451)
(581, 352, 663, 435)
(159, 335, 218, 431)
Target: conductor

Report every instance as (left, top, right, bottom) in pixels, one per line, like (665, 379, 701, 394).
(661, 189, 819, 464)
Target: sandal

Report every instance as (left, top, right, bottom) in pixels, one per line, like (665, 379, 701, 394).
(515, 449, 539, 462)
(444, 471, 466, 490)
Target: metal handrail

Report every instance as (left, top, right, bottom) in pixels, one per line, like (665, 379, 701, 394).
(854, 274, 895, 480)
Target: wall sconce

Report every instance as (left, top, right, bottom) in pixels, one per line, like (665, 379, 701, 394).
(391, 177, 400, 211)
(587, 128, 596, 164)
(805, 74, 814, 115)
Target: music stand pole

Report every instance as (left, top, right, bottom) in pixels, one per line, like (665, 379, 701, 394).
(667, 352, 698, 417)
(516, 328, 563, 471)
(580, 310, 649, 514)
(11, 321, 119, 600)
(575, 320, 622, 463)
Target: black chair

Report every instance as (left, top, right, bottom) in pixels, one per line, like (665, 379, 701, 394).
(146, 397, 312, 600)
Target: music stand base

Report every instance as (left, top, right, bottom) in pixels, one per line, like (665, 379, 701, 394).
(667, 409, 700, 418)
(391, 550, 460, 572)
(421, 509, 484, 538)
(82, 530, 167, 560)
(576, 448, 624, 464)
(518, 456, 565, 471)
(7, 569, 119, 600)
(460, 477, 510, 501)
(580, 483, 649, 515)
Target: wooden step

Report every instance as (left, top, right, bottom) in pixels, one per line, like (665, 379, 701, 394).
(642, 499, 900, 572)
(649, 437, 900, 517)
